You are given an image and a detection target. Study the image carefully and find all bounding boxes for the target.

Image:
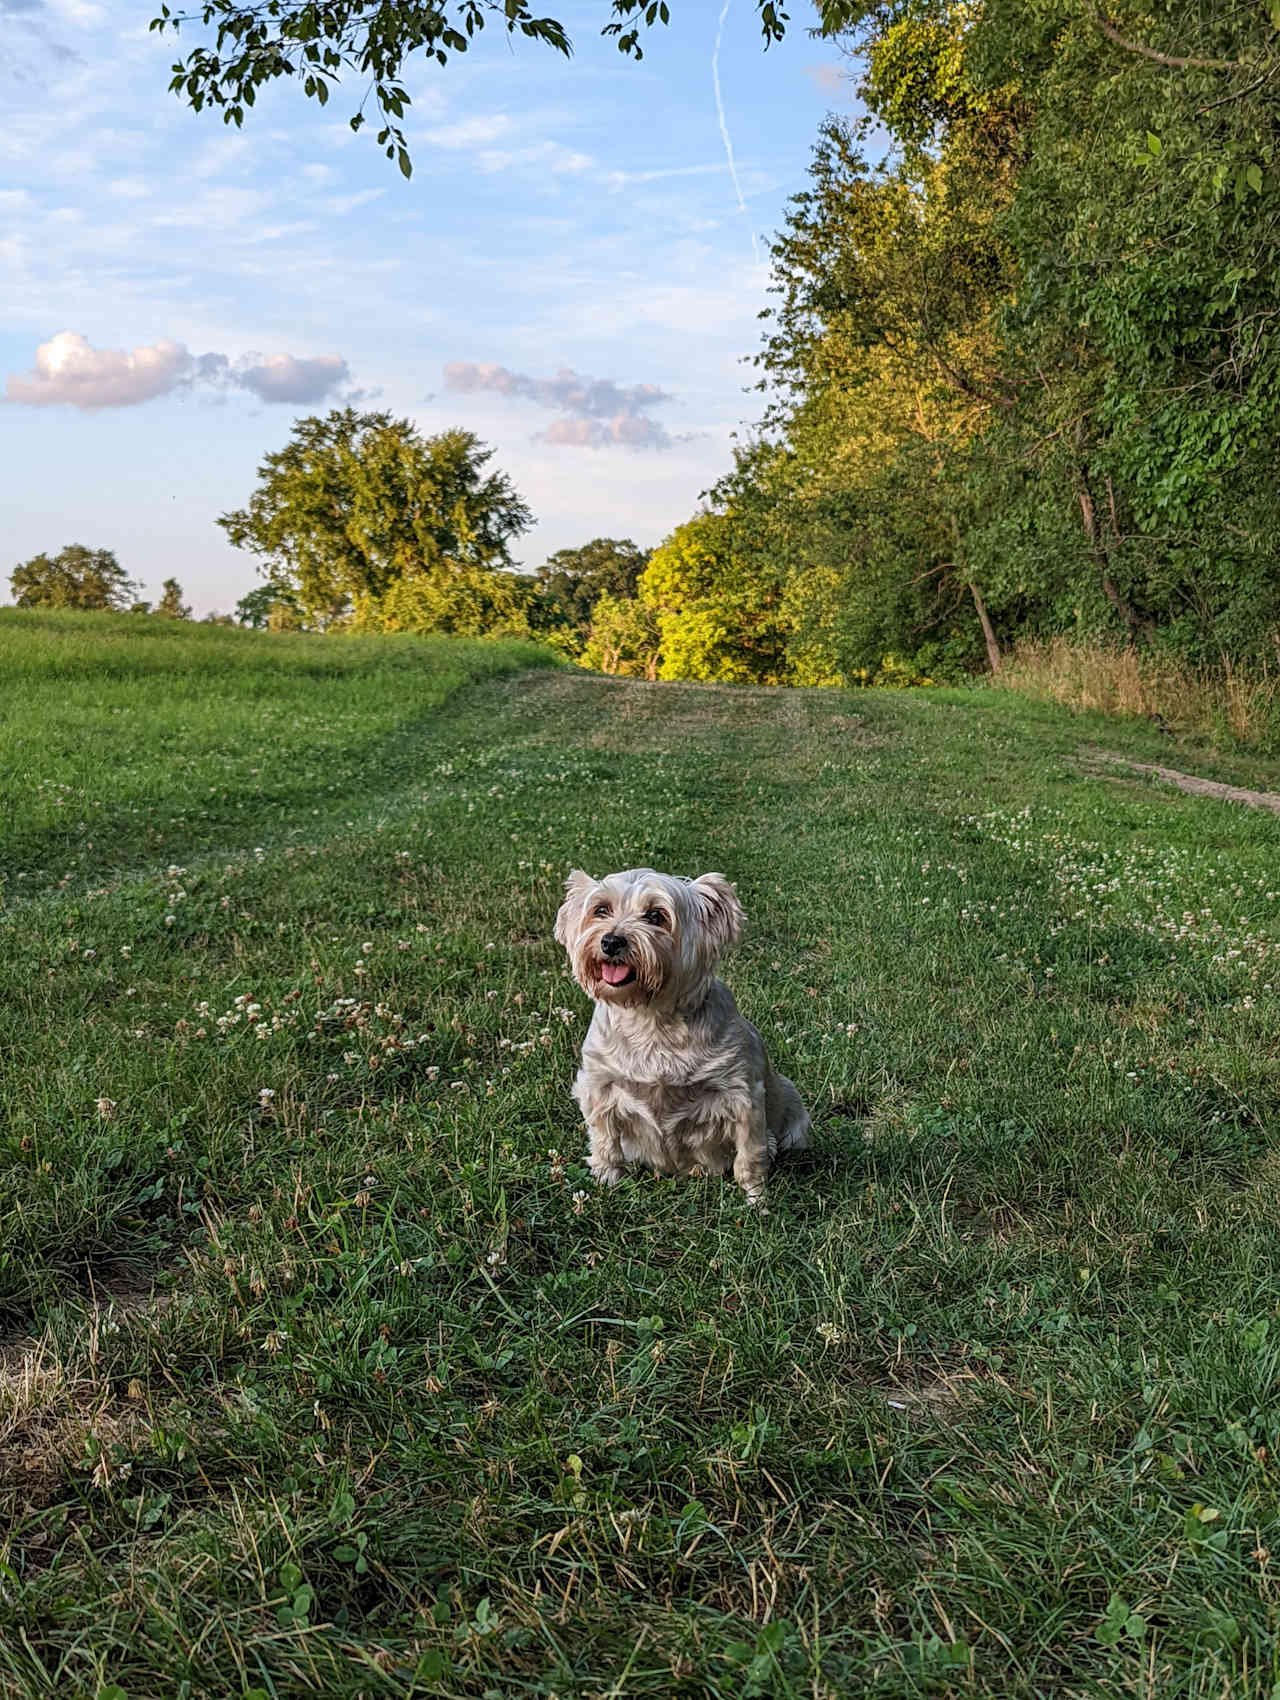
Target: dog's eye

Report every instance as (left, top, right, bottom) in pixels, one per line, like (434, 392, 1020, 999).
(592, 903, 611, 918)
(643, 908, 669, 928)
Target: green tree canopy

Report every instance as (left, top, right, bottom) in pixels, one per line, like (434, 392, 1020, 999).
(530, 538, 650, 651)
(219, 410, 533, 628)
(640, 511, 792, 684)
(10, 545, 139, 612)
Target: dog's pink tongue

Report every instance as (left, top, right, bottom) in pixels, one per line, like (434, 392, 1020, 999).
(600, 962, 631, 985)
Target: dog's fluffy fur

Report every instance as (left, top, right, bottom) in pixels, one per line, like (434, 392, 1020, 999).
(554, 867, 810, 1205)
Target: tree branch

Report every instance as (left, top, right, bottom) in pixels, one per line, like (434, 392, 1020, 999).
(1087, 8, 1244, 71)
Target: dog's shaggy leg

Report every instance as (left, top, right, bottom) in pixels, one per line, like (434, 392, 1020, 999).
(585, 1116, 628, 1189)
(732, 1106, 771, 1208)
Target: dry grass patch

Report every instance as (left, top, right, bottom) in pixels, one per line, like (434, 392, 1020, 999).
(510, 669, 882, 770)
(0, 1278, 165, 1518)
(1000, 635, 1280, 750)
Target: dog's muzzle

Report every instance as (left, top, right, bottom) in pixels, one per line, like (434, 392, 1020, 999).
(598, 932, 634, 986)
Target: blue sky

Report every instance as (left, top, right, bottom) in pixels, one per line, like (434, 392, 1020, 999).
(2, 0, 859, 614)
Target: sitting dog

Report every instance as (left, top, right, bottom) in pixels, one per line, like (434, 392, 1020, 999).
(554, 867, 810, 1205)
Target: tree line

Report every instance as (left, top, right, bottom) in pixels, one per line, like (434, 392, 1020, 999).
(19, 1, 1280, 682)
(11, 547, 195, 621)
(701, 0, 1280, 683)
(587, 1, 1280, 685)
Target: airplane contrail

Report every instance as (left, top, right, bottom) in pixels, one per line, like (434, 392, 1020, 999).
(712, 0, 760, 265)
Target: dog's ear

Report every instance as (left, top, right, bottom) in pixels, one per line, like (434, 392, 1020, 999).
(554, 869, 595, 947)
(691, 872, 745, 953)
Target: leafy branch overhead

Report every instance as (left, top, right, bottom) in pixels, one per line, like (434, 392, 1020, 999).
(149, 0, 790, 174)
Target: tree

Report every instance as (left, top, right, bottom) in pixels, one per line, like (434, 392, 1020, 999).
(156, 577, 192, 619)
(640, 512, 792, 684)
(151, 1, 791, 176)
(755, 83, 1019, 678)
(578, 591, 662, 679)
(960, 1, 1280, 662)
(10, 545, 139, 611)
(235, 582, 304, 629)
(350, 562, 534, 638)
(530, 538, 650, 654)
(219, 410, 532, 629)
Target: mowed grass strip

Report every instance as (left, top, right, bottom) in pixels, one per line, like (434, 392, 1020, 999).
(2, 621, 1280, 1699)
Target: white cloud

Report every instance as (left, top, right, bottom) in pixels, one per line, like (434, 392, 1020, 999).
(6, 331, 193, 408)
(422, 114, 513, 151)
(443, 358, 691, 450)
(5, 330, 353, 409)
(417, 112, 592, 181)
(229, 352, 352, 404)
(605, 163, 728, 192)
(325, 188, 387, 216)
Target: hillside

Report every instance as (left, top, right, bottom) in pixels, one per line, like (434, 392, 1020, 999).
(3, 614, 1280, 1698)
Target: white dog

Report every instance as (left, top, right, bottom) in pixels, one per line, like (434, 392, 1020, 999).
(554, 867, 810, 1205)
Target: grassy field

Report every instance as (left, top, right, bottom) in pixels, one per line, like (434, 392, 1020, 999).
(3, 609, 1280, 1700)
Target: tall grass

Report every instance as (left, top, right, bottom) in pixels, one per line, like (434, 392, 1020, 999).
(995, 636, 1280, 753)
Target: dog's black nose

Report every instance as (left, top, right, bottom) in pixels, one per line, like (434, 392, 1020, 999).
(600, 932, 627, 959)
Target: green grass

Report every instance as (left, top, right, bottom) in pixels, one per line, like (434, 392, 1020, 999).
(3, 611, 1280, 1699)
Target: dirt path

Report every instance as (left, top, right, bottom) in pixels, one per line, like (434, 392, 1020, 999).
(1089, 749, 1280, 814)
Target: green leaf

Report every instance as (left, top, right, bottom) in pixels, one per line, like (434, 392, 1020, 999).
(397, 147, 413, 179)
(1247, 164, 1264, 194)
(1146, 132, 1161, 157)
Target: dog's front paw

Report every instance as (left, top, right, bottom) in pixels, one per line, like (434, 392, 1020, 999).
(588, 1156, 626, 1188)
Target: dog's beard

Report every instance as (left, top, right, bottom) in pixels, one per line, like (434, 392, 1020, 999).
(571, 917, 670, 1003)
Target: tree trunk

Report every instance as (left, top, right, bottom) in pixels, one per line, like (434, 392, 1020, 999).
(969, 580, 1002, 672)
(1072, 449, 1149, 644)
